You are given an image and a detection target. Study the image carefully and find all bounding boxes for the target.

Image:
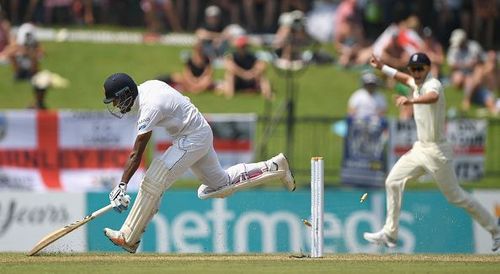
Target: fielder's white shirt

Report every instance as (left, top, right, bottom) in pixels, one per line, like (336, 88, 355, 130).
(131, 80, 209, 137)
(348, 88, 387, 118)
(412, 74, 446, 143)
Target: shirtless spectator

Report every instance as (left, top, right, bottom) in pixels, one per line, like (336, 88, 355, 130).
(334, 0, 369, 68)
(0, 10, 12, 63)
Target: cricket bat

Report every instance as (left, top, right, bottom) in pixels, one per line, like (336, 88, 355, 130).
(27, 204, 114, 256)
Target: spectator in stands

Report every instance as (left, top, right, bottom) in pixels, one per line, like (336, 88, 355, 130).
(369, 15, 423, 68)
(8, 23, 43, 81)
(243, 0, 277, 33)
(272, 10, 312, 62)
(195, 5, 231, 60)
(462, 50, 499, 116)
(347, 71, 387, 119)
(378, 31, 409, 69)
(334, 0, 369, 68)
(446, 28, 483, 90)
(0, 9, 12, 63)
(171, 40, 214, 94)
(220, 36, 272, 100)
(141, 0, 183, 33)
(421, 27, 444, 78)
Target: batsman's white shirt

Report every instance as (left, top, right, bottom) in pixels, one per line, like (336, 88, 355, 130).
(382, 75, 499, 240)
(129, 80, 277, 193)
(134, 80, 209, 137)
(130, 80, 228, 190)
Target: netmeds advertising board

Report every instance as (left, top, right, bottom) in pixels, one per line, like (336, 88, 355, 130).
(86, 190, 474, 254)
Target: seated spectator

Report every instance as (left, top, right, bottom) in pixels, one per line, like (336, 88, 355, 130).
(8, 23, 44, 81)
(220, 36, 272, 100)
(272, 10, 314, 67)
(334, 0, 369, 68)
(378, 31, 409, 69)
(171, 40, 214, 94)
(421, 27, 444, 78)
(195, 5, 232, 60)
(0, 10, 12, 63)
(371, 15, 423, 65)
(446, 29, 483, 90)
(462, 51, 499, 115)
(347, 71, 387, 119)
(141, 0, 183, 33)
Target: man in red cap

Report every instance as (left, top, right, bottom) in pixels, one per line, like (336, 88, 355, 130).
(220, 36, 272, 100)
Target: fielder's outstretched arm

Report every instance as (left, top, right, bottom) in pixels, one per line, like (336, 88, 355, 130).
(369, 54, 414, 88)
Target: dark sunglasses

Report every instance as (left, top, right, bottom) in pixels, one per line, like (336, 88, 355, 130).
(409, 66, 424, 72)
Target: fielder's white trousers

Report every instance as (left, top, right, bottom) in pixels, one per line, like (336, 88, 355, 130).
(383, 141, 499, 239)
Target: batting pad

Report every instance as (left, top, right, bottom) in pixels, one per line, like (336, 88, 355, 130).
(198, 169, 285, 199)
(121, 159, 170, 246)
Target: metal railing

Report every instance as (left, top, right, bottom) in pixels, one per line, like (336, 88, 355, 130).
(256, 116, 500, 182)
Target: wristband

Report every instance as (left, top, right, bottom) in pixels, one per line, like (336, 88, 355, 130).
(381, 65, 397, 78)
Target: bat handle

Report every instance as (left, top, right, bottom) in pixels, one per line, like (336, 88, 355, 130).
(91, 204, 114, 218)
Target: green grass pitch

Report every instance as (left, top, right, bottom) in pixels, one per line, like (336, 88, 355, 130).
(1, 253, 499, 274)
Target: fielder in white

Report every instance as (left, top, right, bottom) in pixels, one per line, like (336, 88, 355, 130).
(101, 73, 295, 253)
(363, 53, 500, 252)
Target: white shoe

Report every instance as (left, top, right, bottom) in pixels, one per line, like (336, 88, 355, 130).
(271, 153, 296, 191)
(493, 233, 500, 252)
(104, 228, 139, 253)
(363, 229, 397, 248)
(197, 184, 234, 199)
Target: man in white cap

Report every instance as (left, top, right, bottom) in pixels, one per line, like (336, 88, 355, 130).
(446, 29, 483, 91)
(347, 71, 387, 119)
(363, 52, 500, 252)
(195, 5, 232, 60)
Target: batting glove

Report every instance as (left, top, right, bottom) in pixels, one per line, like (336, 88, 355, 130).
(109, 182, 131, 213)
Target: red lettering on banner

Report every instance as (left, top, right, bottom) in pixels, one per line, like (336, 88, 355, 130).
(0, 149, 141, 168)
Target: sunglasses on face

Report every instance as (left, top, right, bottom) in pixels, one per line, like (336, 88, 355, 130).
(409, 66, 425, 72)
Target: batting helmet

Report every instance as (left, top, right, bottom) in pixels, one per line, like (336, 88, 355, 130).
(103, 73, 138, 118)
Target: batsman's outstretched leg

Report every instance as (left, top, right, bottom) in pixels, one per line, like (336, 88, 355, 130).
(198, 153, 295, 199)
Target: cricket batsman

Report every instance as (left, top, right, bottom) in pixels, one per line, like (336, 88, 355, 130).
(363, 53, 500, 252)
(101, 73, 295, 253)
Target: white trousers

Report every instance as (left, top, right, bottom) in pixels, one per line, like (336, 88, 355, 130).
(383, 141, 499, 239)
(158, 126, 271, 192)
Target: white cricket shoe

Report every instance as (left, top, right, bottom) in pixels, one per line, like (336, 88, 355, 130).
(271, 153, 296, 191)
(492, 233, 500, 252)
(197, 184, 234, 199)
(363, 229, 397, 248)
(104, 228, 139, 253)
